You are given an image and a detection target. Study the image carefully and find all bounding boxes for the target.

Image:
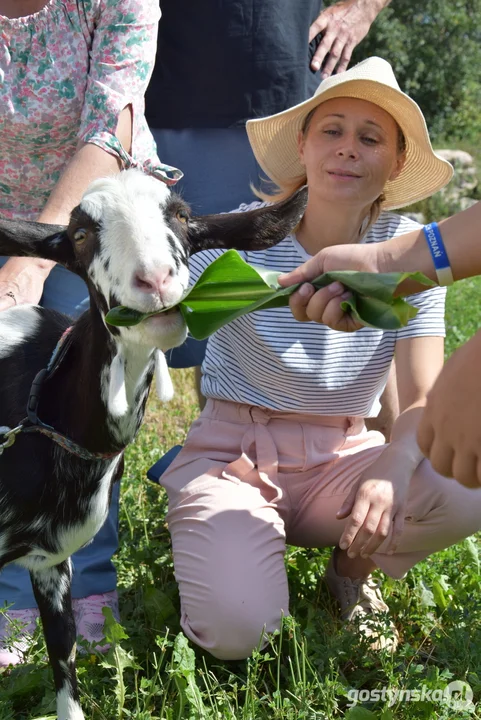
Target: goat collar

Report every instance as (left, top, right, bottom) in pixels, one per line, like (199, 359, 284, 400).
(0, 327, 123, 462)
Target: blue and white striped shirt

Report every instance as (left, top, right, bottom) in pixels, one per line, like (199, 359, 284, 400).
(189, 205, 445, 417)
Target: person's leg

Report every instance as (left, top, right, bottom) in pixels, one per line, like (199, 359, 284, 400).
(372, 458, 481, 579)
(159, 401, 291, 660)
(288, 419, 481, 578)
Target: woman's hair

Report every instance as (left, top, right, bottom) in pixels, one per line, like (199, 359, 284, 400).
(255, 103, 407, 238)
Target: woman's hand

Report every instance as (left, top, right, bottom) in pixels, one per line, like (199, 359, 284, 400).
(0, 257, 54, 311)
(337, 447, 411, 558)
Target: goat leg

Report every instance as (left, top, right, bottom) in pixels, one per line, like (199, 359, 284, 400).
(30, 561, 84, 720)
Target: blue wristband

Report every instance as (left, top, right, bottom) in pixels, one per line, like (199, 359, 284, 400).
(422, 222, 454, 286)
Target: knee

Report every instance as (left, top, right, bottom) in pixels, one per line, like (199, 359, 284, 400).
(181, 594, 285, 661)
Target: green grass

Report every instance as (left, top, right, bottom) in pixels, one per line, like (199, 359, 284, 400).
(445, 277, 481, 356)
(1, 282, 481, 720)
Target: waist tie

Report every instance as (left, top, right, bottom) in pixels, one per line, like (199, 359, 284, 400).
(221, 406, 282, 503)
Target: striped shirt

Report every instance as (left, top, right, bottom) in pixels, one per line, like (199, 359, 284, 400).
(189, 204, 446, 417)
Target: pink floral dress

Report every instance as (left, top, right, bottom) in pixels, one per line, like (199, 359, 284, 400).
(0, 0, 181, 221)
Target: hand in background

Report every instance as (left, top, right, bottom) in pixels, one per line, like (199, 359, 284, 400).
(309, 0, 390, 77)
(0, 257, 53, 311)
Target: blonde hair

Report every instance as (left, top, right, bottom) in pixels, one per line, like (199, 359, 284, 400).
(254, 104, 405, 239)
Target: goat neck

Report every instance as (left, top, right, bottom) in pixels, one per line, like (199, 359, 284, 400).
(39, 303, 157, 456)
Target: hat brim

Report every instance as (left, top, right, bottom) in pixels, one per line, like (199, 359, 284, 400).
(246, 79, 453, 210)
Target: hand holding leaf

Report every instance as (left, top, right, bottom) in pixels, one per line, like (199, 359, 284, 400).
(105, 250, 434, 338)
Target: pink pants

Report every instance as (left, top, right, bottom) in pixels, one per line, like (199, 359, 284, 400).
(160, 399, 481, 660)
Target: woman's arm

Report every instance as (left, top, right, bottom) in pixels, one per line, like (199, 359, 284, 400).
(0, 0, 160, 311)
(338, 335, 444, 558)
(39, 108, 132, 226)
(0, 109, 132, 310)
(386, 335, 444, 460)
(381, 201, 481, 285)
(365, 359, 399, 441)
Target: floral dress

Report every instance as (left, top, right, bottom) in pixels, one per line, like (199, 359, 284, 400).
(0, 0, 181, 221)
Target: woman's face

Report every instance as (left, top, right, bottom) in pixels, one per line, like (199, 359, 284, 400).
(297, 97, 405, 208)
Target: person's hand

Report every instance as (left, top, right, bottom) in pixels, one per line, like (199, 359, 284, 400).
(278, 242, 381, 330)
(336, 448, 411, 558)
(417, 329, 481, 488)
(0, 257, 52, 311)
(309, 0, 389, 78)
(287, 281, 363, 331)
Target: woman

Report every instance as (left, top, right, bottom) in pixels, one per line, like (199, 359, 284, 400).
(157, 57, 481, 660)
(0, 0, 180, 665)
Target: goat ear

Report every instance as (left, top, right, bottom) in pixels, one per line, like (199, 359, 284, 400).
(0, 218, 76, 267)
(188, 186, 308, 254)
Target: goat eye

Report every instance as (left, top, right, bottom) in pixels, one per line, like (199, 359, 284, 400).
(176, 211, 189, 224)
(73, 229, 87, 244)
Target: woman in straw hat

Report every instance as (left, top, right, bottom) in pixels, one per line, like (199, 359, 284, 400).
(158, 57, 481, 659)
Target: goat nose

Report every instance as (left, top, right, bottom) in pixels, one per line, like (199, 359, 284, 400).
(133, 265, 175, 295)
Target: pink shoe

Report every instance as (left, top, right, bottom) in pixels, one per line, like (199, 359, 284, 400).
(0, 608, 40, 667)
(72, 591, 120, 654)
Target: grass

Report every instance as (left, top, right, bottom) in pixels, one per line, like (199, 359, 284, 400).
(1, 281, 481, 720)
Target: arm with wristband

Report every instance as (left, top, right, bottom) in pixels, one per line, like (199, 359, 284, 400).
(279, 199, 481, 297)
(422, 222, 454, 287)
(378, 199, 481, 290)
(278, 199, 481, 489)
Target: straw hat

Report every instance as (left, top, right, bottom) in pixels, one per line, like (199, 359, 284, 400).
(246, 57, 453, 210)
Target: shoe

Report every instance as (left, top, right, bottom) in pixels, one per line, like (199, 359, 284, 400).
(325, 549, 399, 651)
(72, 590, 120, 653)
(0, 607, 40, 667)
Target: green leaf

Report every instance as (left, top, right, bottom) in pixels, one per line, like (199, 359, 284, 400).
(464, 536, 480, 574)
(381, 711, 395, 720)
(143, 586, 177, 627)
(432, 580, 449, 610)
(102, 606, 129, 644)
(105, 249, 434, 339)
(105, 305, 150, 327)
(345, 707, 379, 719)
(416, 580, 436, 609)
(170, 633, 207, 717)
(316, 270, 434, 301)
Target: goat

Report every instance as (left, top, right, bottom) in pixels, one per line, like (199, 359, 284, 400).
(0, 169, 307, 720)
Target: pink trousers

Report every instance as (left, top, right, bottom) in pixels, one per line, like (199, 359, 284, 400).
(160, 399, 481, 660)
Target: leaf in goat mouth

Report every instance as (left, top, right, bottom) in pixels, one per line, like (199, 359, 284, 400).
(104, 306, 174, 327)
(105, 250, 435, 337)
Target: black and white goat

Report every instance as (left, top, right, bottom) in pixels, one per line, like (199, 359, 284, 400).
(0, 169, 307, 720)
